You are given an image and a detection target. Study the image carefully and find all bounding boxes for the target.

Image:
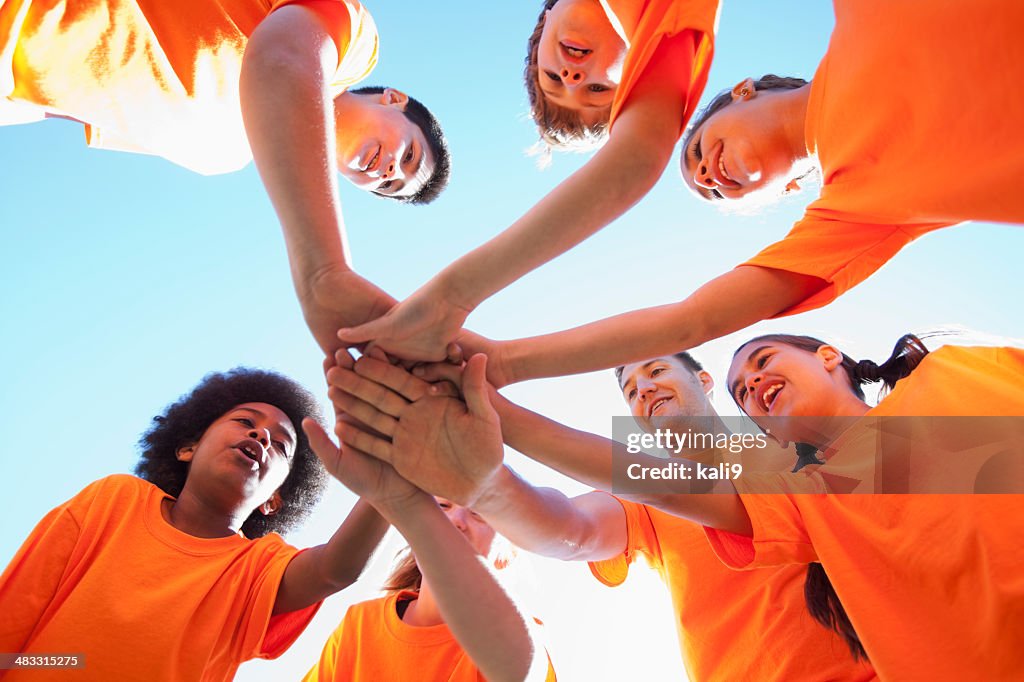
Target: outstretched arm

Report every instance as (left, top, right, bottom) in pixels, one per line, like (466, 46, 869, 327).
(499, 265, 824, 384)
(337, 33, 697, 361)
(241, 5, 393, 353)
(313, 360, 547, 681)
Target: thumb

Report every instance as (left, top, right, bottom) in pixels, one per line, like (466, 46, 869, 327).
(462, 354, 496, 419)
(302, 417, 341, 473)
(337, 318, 385, 345)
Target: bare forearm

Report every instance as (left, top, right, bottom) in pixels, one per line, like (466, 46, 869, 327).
(274, 500, 388, 614)
(240, 6, 347, 297)
(505, 266, 824, 383)
(497, 398, 748, 530)
(389, 499, 543, 682)
(474, 467, 618, 562)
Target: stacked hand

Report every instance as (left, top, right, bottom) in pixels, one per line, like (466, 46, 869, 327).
(325, 350, 506, 508)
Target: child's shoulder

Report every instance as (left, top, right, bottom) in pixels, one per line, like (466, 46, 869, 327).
(64, 474, 157, 512)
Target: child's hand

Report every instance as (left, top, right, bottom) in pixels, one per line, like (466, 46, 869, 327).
(303, 417, 427, 514)
(331, 354, 504, 508)
(336, 286, 470, 363)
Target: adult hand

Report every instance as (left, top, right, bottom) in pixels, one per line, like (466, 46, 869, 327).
(302, 266, 395, 356)
(331, 354, 505, 507)
(336, 285, 470, 363)
(303, 417, 428, 515)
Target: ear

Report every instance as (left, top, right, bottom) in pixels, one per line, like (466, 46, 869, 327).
(381, 87, 410, 110)
(176, 444, 196, 463)
(731, 78, 756, 102)
(817, 345, 844, 371)
(259, 491, 283, 517)
(697, 371, 715, 396)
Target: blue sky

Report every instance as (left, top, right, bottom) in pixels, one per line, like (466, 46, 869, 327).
(2, 1, 1021, 679)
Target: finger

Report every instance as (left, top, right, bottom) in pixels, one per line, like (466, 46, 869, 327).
(334, 347, 356, 371)
(337, 319, 382, 345)
(328, 389, 399, 438)
(302, 418, 342, 473)
(354, 356, 437, 402)
(462, 354, 496, 418)
(412, 361, 465, 387)
(322, 355, 334, 378)
(327, 365, 410, 417)
(337, 419, 395, 465)
(445, 341, 464, 365)
(334, 411, 390, 442)
(366, 344, 399, 366)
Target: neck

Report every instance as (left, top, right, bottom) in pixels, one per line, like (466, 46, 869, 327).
(803, 395, 872, 449)
(164, 484, 249, 539)
(773, 85, 813, 166)
(401, 579, 444, 627)
(661, 409, 730, 463)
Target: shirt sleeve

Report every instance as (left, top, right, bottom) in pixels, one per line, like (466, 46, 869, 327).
(301, 608, 347, 682)
(0, 502, 82, 652)
(741, 215, 947, 317)
(239, 541, 323, 660)
(271, 0, 378, 93)
(588, 498, 658, 586)
(703, 485, 819, 571)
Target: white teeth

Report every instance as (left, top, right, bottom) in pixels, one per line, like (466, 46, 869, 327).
(650, 398, 668, 415)
(719, 157, 731, 181)
(762, 384, 781, 409)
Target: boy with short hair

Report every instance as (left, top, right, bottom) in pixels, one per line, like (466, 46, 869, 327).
(0, 0, 451, 352)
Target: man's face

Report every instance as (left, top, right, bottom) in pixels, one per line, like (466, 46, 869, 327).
(619, 356, 713, 432)
(335, 89, 435, 200)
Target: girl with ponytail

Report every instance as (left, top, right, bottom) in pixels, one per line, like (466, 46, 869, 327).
(717, 334, 1024, 679)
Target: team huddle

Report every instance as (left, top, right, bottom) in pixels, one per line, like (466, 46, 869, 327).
(1, 0, 1022, 680)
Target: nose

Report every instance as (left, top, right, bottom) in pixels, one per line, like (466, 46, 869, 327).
(560, 66, 585, 88)
(248, 428, 270, 448)
(636, 377, 657, 401)
(694, 160, 716, 190)
(378, 152, 405, 180)
(745, 373, 763, 399)
(448, 506, 468, 531)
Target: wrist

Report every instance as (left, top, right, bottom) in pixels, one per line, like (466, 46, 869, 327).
(433, 266, 480, 316)
(472, 466, 517, 517)
(373, 489, 434, 522)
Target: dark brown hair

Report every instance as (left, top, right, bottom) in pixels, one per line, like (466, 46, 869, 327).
(382, 548, 422, 593)
(732, 333, 931, 661)
(613, 351, 704, 384)
(524, 0, 609, 152)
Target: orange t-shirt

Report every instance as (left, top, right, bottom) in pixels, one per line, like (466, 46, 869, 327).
(0, 474, 318, 682)
(742, 0, 1024, 316)
(0, 0, 378, 174)
(589, 497, 876, 681)
(603, 0, 719, 135)
(705, 346, 1024, 680)
(303, 591, 557, 681)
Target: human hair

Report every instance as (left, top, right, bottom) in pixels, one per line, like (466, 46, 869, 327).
(732, 333, 930, 402)
(614, 351, 705, 385)
(349, 86, 451, 205)
(135, 368, 329, 538)
(382, 547, 422, 593)
(524, 0, 609, 155)
(682, 75, 810, 202)
(730, 332, 931, 661)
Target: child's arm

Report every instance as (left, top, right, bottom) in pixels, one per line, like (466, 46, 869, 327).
(240, 4, 392, 354)
(336, 33, 697, 361)
(388, 497, 550, 682)
(272, 499, 389, 615)
(306, 416, 547, 680)
(497, 265, 823, 384)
